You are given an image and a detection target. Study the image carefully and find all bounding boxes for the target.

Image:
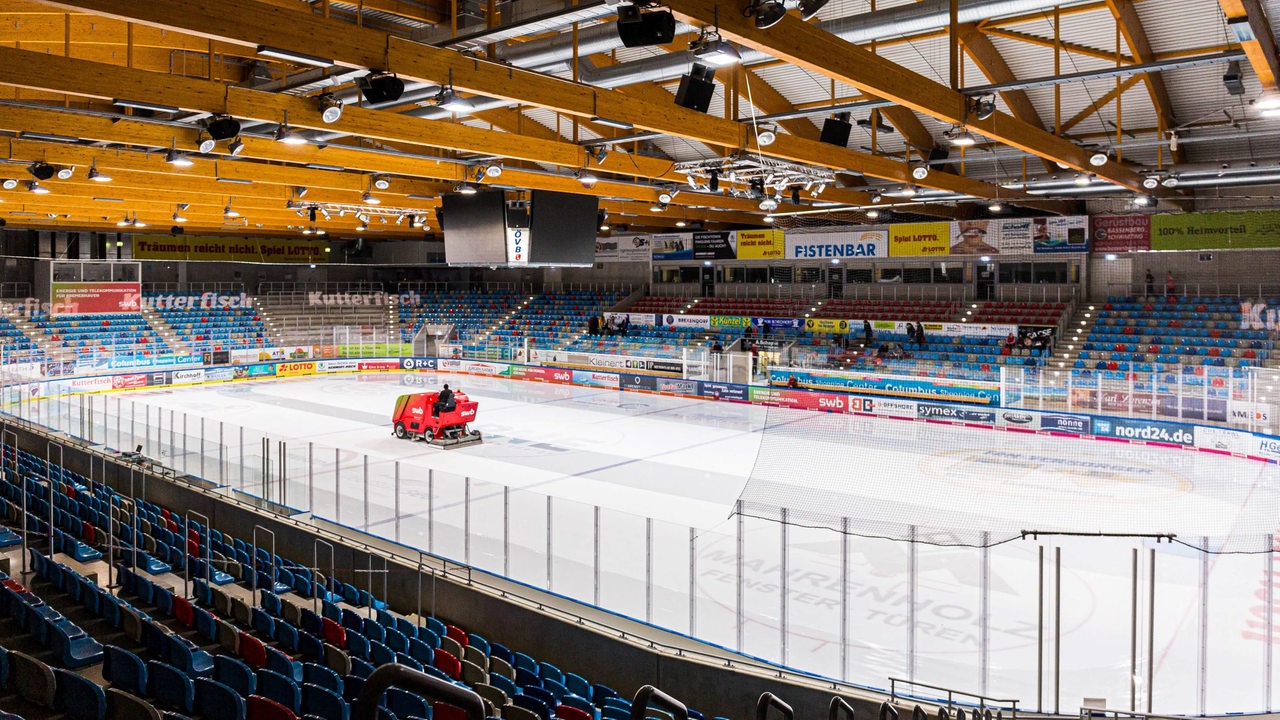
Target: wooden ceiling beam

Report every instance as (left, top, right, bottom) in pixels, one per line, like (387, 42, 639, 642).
(662, 0, 1155, 195)
(38, 0, 1047, 206)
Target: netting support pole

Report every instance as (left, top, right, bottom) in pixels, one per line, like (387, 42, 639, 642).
(428, 469, 435, 555)
(592, 504, 600, 606)
(1054, 545, 1061, 715)
(980, 531, 990, 695)
(688, 526, 697, 637)
(780, 507, 788, 667)
(736, 501, 744, 652)
(1267, 534, 1274, 712)
(1198, 535, 1208, 716)
(840, 517, 850, 682)
(645, 517, 653, 624)
(1130, 547, 1138, 712)
(1037, 545, 1044, 713)
(503, 486, 510, 578)
(908, 525, 918, 683)
(1147, 547, 1155, 713)
(545, 495, 553, 591)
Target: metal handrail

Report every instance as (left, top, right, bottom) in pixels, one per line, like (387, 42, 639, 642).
(630, 686, 689, 720)
(889, 679, 1019, 719)
(757, 693, 793, 720)
(352, 664, 486, 720)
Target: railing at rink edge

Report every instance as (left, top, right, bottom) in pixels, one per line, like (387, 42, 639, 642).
(4, 357, 1280, 715)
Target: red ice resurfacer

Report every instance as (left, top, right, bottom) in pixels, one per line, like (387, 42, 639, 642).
(391, 390, 482, 448)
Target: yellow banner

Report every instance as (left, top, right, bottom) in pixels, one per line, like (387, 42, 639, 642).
(804, 318, 851, 334)
(275, 361, 317, 377)
(735, 229, 785, 260)
(889, 222, 952, 257)
(132, 236, 329, 263)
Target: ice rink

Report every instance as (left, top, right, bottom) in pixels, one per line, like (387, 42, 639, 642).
(75, 372, 1280, 714)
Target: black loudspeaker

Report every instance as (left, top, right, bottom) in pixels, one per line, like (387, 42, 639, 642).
(617, 7, 676, 47)
(170, 226, 184, 236)
(358, 73, 406, 104)
(675, 65, 716, 113)
(820, 117, 852, 147)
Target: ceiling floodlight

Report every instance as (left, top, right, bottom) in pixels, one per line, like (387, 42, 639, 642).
(433, 88, 474, 113)
(911, 165, 929, 180)
(577, 170, 600, 189)
(318, 94, 344, 124)
(196, 132, 217, 154)
(1089, 151, 1110, 167)
(1142, 174, 1160, 189)
(27, 181, 50, 195)
(971, 95, 996, 121)
(55, 166, 74, 180)
(798, 0, 830, 20)
(372, 176, 391, 190)
(756, 123, 777, 146)
(1161, 174, 1180, 188)
(87, 161, 111, 183)
(689, 35, 741, 66)
(745, 0, 786, 29)
(758, 197, 779, 211)
(484, 163, 503, 178)
(227, 137, 245, 156)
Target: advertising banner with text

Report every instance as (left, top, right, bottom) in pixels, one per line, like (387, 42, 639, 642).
(786, 228, 888, 260)
(595, 234, 652, 263)
(889, 222, 951, 257)
(132, 236, 329, 263)
(1150, 210, 1280, 250)
(1032, 216, 1089, 253)
(735, 229, 786, 260)
(1092, 215, 1152, 252)
(693, 231, 737, 260)
(50, 282, 142, 316)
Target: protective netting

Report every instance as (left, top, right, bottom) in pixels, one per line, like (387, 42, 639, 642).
(737, 405, 1280, 553)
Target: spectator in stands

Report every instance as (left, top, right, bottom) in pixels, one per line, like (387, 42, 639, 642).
(761, 320, 771, 338)
(1005, 331, 1017, 348)
(1145, 269, 1155, 296)
(915, 324, 926, 348)
(711, 340, 723, 353)
(1166, 271, 1175, 297)
(744, 323, 755, 339)
(750, 343, 760, 374)
(905, 322, 917, 345)
(786, 374, 799, 388)
(620, 315, 630, 336)
(588, 315, 600, 336)
(863, 320, 873, 346)
(432, 384, 455, 417)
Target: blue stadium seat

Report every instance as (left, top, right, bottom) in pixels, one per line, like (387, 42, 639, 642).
(196, 677, 245, 720)
(54, 667, 107, 720)
(104, 645, 148, 695)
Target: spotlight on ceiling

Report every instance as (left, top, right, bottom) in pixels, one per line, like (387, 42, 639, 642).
(689, 34, 740, 66)
(27, 162, 55, 181)
(598, 210, 609, 231)
(658, 188, 681, 204)
(432, 88, 474, 113)
(945, 126, 976, 147)
(577, 170, 599, 189)
(0, 179, 16, 190)
(87, 161, 111, 183)
(900, 185, 917, 198)
(798, 0, 830, 20)
(1133, 194, 1154, 207)
(988, 201, 1004, 213)
(206, 115, 241, 141)
(274, 113, 308, 145)
(457, 183, 478, 195)
(971, 95, 997, 121)
(196, 132, 217, 154)
(866, 208, 880, 219)
(911, 165, 929, 180)
(318, 94, 344, 124)
(758, 196, 778, 211)
(227, 136, 245, 156)
(357, 71, 406, 104)
(1073, 173, 1093, 187)
(484, 163, 503, 178)
(593, 147, 609, 165)
(27, 181, 50, 195)
(1161, 173, 1180, 188)
(1141, 174, 1160, 190)
(361, 190, 381, 205)
(372, 176, 391, 190)
(649, 202, 668, 212)
(1089, 151, 1110, 167)
(56, 166, 74, 180)
(223, 202, 240, 218)
(165, 147, 193, 168)
(756, 123, 777, 146)
(172, 210, 188, 223)
(745, 0, 787, 29)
